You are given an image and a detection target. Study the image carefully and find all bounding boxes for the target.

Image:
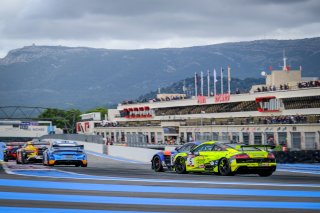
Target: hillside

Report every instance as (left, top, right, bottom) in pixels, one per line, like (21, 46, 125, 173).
(0, 37, 319, 110)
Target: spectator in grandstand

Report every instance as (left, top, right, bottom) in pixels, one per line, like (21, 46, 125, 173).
(235, 88, 240, 94)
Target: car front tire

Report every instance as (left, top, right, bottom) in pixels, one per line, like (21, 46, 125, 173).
(153, 156, 164, 172)
(175, 157, 187, 174)
(218, 158, 233, 176)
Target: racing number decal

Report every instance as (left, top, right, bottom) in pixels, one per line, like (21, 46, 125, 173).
(187, 155, 195, 166)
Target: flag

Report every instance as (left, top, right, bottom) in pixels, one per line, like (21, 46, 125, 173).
(213, 69, 217, 96)
(213, 69, 218, 82)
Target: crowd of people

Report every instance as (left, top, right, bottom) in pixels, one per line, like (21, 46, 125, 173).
(259, 115, 307, 124)
(122, 95, 188, 105)
(255, 84, 289, 92)
(298, 80, 320, 88)
(255, 80, 320, 93)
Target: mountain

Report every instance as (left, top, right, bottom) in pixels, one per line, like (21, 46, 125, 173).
(0, 38, 319, 110)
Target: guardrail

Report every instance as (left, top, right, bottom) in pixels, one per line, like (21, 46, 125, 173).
(273, 150, 320, 163)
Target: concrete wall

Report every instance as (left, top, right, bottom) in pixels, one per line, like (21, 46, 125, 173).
(43, 136, 159, 163)
(107, 145, 159, 163)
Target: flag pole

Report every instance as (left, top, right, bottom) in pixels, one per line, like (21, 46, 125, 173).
(194, 72, 198, 97)
(228, 65, 231, 94)
(200, 71, 204, 96)
(207, 70, 210, 97)
(213, 68, 217, 96)
(220, 67, 223, 94)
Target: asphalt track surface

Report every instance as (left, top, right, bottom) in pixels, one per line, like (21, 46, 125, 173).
(0, 153, 320, 213)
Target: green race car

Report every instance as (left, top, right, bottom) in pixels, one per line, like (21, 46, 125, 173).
(173, 141, 276, 177)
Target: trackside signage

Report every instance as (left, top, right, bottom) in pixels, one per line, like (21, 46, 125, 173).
(215, 93, 230, 103)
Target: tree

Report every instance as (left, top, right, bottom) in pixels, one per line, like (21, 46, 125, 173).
(38, 108, 82, 133)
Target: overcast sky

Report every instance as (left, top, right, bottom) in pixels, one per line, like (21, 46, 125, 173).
(0, 0, 319, 57)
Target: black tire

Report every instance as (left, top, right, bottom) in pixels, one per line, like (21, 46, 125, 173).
(81, 163, 88, 167)
(16, 154, 21, 164)
(4, 157, 8, 162)
(218, 158, 233, 176)
(153, 156, 164, 172)
(175, 157, 187, 174)
(258, 170, 273, 177)
(43, 154, 48, 166)
(21, 153, 25, 164)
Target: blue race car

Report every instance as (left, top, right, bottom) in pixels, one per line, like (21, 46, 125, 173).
(43, 140, 87, 167)
(151, 141, 202, 172)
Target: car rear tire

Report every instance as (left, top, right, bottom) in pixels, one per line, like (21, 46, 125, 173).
(258, 170, 273, 177)
(218, 158, 233, 176)
(153, 156, 164, 172)
(21, 153, 25, 164)
(175, 157, 187, 174)
(81, 163, 87, 167)
(16, 154, 21, 164)
(43, 155, 48, 166)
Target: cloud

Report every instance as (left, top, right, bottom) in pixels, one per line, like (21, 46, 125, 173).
(0, 0, 319, 57)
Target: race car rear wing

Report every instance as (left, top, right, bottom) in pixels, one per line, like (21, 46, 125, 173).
(52, 145, 84, 149)
(239, 145, 275, 151)
(30, 142, 51, 146)
(6, 142, 26, 146)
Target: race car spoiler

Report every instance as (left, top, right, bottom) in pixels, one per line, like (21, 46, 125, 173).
(52, 144, 84, 149)
(239, 145, 275, 151)
(6, 142, 26, 146)
(30, 142, 50, 145)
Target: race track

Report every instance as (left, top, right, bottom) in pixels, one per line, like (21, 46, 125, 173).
(0, 152, 320, 213)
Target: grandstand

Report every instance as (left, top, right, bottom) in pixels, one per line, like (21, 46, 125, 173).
(79, 58, 320, 151)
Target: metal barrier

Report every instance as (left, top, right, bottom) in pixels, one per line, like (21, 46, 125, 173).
(40, 134, 104, 144)
(274, 150, 320, 163)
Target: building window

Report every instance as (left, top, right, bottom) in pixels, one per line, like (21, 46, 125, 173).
(243, 133, 250, 145)
(278, 132, 287, 146)
(291, 132, 301, 150)
(212, 132, 219, 141)
(254, 133, 262, 145)
(221, 132, 229, 141)
(305, 132, 316, 150)
(231, 132, 240, 143)
(157, 132, 163, 144)
(186, 132, 193, 142)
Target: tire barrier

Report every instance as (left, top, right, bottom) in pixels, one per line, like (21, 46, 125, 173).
(274, 150, 320, 163)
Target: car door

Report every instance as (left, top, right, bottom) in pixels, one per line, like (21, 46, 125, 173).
(186, 143, 214, 171)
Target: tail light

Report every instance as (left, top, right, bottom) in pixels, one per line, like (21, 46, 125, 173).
(234, 153, 250, 159)
(267, 153, 275, 159)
